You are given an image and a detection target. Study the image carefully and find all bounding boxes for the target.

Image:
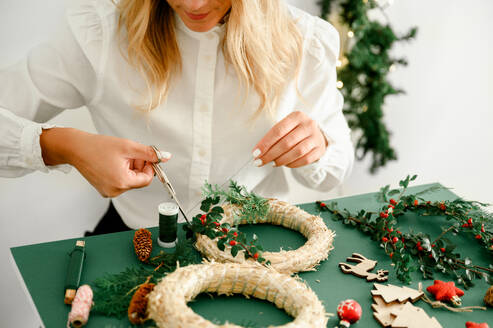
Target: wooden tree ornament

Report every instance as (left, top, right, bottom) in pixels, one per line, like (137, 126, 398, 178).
(339, 253, 389, 282)
(390, 302, 442, 328)
(371, 283, 423, 303)
(370, 283, 442, 328)
(372, 296, 405, 327)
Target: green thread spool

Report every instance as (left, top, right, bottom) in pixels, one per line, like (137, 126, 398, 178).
(64, 240, 85, 304)
(158, 202, 179, 248)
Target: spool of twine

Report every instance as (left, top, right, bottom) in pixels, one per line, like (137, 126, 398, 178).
(67, 285, 93, 328)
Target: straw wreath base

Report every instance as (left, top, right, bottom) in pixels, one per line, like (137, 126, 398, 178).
(195, 199, 335, 274)
(147, 262, 330, 328)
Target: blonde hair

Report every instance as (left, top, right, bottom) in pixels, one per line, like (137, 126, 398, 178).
(117, 0, 302, 118)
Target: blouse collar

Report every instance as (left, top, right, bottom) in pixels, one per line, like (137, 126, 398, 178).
(173, 11, 226, 41)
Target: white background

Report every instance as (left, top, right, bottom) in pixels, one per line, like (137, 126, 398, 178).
(1, 0, 492, 326)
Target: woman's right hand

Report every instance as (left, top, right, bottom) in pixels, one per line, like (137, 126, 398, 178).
(40, 128, 169, 198)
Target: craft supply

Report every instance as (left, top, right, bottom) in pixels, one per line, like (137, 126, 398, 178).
(372, 295, 405, 327)
(371, 283, 423, 303)
(390, 302, 442, 328)
(150, 145, 190, 225)
(339, 253, 388, 282)
(64, 240, 86, 304)
(484, 285, 493, 307)
(67, 285, 93, 328)
(337, 299, 362, 327)
(418, 283, 486, 313)
(147, 262, 331, 328)
(158, 202, 179, 248)
(426, 280, 464, 306)
(133, 229, 153, 262)
(195, 198, 335, 274)
(128, 283, 155, 325)
(466, 322, 490, 328)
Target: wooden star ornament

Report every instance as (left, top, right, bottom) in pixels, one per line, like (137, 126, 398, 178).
(465, 322, 490, 328)
(426, 280, 464, 306)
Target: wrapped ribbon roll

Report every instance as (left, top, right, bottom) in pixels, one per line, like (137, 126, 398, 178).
(67, 285, 93, 327)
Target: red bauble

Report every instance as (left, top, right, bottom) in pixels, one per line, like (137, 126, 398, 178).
(466, 322, 490, 328)
(337, 299, 362, 327)
(426, 280, 464, 306)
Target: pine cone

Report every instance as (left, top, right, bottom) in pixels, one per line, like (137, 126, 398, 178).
(133, 229, 152, 262)
(128, 283, 155, 325)
(484, 285, 493, 307)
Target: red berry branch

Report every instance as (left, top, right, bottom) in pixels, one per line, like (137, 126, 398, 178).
(317, 175, 493, 287)
(185, 181, 269, 263)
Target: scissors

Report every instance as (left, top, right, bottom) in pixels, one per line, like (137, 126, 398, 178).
(150, 145, 191, 225)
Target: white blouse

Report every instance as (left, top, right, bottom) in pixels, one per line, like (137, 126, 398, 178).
(0, 0, 353, 228)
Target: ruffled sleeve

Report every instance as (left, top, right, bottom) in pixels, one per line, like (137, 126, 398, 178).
(0, 0, 109, 177)
(288, 11, 354, 191)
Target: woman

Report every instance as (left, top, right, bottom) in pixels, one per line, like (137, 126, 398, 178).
(0, 0, 353, 234)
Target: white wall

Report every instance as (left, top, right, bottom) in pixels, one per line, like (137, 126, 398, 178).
(286, 0, 493, 205)
(1, 0, 492, 326)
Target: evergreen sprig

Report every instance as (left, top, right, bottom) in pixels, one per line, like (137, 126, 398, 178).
(317, 175, 493, 287)
(91, 239, 201, 319)
(92, 266, 156, 318)
(184, 181, 270, 263)
(202, 180, 269, 223)
(318, 0, 417, 172)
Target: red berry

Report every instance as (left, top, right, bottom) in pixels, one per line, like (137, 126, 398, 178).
(229, 240, 237, 246)
(440, 247, 446, 252)
(475, 234, 482, 240)
(416, 241, 421, 247)
(201, 214, 207, 220)
(462, 223, 469, 228)
(380, 212, 389, 219)
(431, 244, 436, 248)
(392, 237, 399, 244)
(222, 228, 229, 233)
(390, 199, 397, 205)
(427, 201, 431, 205)
(439, 203, 446, 211)
(467, 218, 473, 225)
(233, 232, 238, 237)
(389, 252, 394, 259)
(388, 204, 394, 209)
(201, 220, 206, 226)
(481, 224, 485, 233)
(320, 202, 326, 208)
(418, 246, 423, 251)
(382, 237, 389, 243)
(414, 200, 419, 206)
(396, 230, 401, 234)
(214, 222, 220, 227)
(429, 254, 433, 258)
(253, 253, 259, 260)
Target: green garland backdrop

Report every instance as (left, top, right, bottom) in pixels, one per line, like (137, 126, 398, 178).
(318, 0, 417, 172)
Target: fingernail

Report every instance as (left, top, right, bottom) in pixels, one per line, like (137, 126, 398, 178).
(252, 148, 261, 158)
(254, 159, 263, 167)
(159, 151, 172, 160)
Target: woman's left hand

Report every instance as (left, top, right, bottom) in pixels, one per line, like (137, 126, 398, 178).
(252, 111, 328, 168)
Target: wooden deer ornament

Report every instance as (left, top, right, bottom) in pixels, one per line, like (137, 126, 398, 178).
(339, 253, 389, 282)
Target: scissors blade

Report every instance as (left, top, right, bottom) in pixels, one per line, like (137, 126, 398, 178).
(150, 147, 191, 225)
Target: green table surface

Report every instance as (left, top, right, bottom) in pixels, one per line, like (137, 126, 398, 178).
(10, 183, 492, 328)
